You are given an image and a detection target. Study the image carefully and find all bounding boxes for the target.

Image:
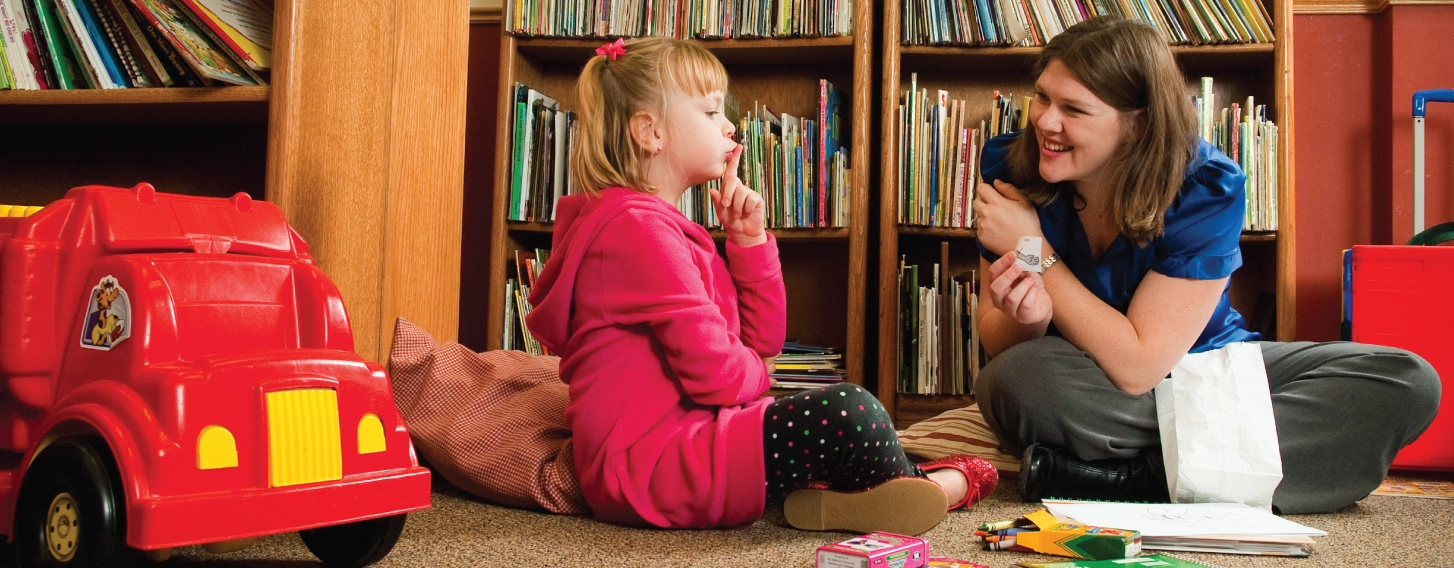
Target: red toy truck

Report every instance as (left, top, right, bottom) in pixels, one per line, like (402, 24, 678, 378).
(0, 184, 431, 567)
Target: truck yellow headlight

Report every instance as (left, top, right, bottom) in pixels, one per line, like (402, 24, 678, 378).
(198, 425, 238, 469)
(358, 413, 386, 454)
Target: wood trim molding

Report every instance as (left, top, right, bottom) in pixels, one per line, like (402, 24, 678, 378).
(471, 0, 502, 23)
(1296, 0, 1454, 14)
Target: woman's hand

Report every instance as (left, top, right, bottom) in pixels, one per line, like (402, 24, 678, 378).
(711, 144, 767, 247)
(987, 252, 1052, 325)
(974, 179, 1043, 256)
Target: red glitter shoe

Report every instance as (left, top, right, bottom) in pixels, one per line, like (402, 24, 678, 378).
(918, 454, 999, 510)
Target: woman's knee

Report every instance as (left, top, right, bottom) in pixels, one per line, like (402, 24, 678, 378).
(977, 337, 1083, 409)
(1390, 349, 1442, 433)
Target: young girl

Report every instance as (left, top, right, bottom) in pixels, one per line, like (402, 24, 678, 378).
(971, 17, 1439, 514)
(525, 37, 996, 534)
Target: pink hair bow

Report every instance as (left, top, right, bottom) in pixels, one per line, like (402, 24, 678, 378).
(596, 38, 627, 61)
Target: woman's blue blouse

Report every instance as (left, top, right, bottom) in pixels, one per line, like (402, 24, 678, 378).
(976, 131, 1260, 353)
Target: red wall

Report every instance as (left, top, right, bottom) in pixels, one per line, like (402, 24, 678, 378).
(1294, 7, 1454, 341)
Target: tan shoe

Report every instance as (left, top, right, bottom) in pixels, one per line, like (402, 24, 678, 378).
(783, 477, 948, 536)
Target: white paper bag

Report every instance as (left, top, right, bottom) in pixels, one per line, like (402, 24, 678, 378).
(1154, 342, 1283, 511)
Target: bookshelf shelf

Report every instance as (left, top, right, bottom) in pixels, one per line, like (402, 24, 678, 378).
(489, 0, 876, 384)
(899, 226, 978, 239)
(0, 87, 271, 125)
(878, 0, 1294, 426)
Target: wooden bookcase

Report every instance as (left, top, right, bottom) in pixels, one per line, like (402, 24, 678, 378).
(0, 0, 469, 364)
(876, 0, 1295, 423)
(485, 5, 876, 384)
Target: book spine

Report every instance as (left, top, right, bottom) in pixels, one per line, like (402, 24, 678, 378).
(0, 0, 39, 88)
(33, 0, 79, 88)
(103, 0, 166, 85)
(86, 0, 148, 86)
(817, 79, 828, 228)
(17, 0, 56, 88)
(125, 0, 200, 86)
(0, 31, 12, 88)
(51, 0, 108, 87)
(70, 0, 127, 86)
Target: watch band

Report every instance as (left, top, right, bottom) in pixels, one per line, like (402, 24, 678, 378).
(1040, 253, 1059, 271)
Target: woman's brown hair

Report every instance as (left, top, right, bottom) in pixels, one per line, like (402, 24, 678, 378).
(571, 37, 729, 195)
(1005, 17, 1198, 245)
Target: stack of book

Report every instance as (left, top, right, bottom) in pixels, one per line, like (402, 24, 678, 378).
(732, 80, 850, 229)
(897, 243, 981, 396)
(1193, 77, 1277, 232)
(505, 0, 854, 39)
(506, 83, 576, 223)
(902, 0, 1274, 47)
(504, 248, 552, 355)
(896, 75, 1026, 228)
(0, 0, 270, 90)
(771, 341, 845, 389)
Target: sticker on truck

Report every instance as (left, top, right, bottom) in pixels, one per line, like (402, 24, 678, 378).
(80, 276, 132, 350)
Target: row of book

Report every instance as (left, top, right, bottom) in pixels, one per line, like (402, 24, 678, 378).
(0, 0, 270, 90)
(503, 248, 553, 355)
(507, 83, 576, 223)
(896, 74, 1027, 228)
(729, 84, 851, 229)
(506, 79, 851, 229)
(1194, 77, 1278, 231)
(903, 0, 1274, 47)
(505, 0, 853, 39)
(897, 244, 981, 396)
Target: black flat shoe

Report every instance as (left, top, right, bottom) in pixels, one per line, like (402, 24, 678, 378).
(1018, 443, 1171, 503)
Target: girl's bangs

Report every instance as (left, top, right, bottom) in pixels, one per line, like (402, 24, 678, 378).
(663, 47, 729, 96)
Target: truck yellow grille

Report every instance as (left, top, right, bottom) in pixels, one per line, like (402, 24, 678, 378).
(265, 388, 342, 487)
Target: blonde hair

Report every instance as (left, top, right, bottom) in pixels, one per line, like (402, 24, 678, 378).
(572, 37, 730, 195)
(1006, 17, 1198, 246)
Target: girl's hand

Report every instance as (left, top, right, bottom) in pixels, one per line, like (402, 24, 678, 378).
(711, 144, 767, 247)
(987, 252, 1052, 325)
(974, 179, 1043, 256)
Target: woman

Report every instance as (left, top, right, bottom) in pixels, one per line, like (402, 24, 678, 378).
(971, 17, 1440, 514)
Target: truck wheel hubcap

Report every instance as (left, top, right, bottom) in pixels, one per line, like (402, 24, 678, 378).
(46, 492, 79, 562)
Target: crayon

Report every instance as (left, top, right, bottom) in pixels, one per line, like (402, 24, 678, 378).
(976, 517, 1033, 532)
(983, 540, 1031, 552)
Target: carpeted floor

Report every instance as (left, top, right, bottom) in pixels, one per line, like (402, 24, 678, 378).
(152, 471, 1454, 567)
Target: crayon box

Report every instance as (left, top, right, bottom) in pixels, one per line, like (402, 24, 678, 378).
(816, 532, 929, 568)
(1015, 509, 1141, 560)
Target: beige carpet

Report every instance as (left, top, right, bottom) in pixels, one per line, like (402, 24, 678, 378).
(151, 471, 1454, 567)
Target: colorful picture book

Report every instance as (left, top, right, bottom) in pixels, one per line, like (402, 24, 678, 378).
(0, 0, 269, 89)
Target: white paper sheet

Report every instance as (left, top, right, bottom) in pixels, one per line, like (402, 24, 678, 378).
(1042, 501, 1326, 538)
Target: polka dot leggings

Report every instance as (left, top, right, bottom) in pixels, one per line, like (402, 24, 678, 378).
(761, 383, 925, 504)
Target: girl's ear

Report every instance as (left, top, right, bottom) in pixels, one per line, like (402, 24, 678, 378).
(629, 110, 664, 154)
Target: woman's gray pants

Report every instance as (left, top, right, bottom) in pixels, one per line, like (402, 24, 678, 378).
(973, 337, 1441, 514)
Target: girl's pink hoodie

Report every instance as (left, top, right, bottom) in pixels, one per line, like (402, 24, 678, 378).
(526, 187, 786, 529)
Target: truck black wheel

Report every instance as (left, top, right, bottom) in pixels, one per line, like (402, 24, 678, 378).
(299, 514, 407, 568)
(14, 438, 139, 568)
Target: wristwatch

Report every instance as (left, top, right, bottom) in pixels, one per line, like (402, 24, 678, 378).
(1040, 253, 1060, 272)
